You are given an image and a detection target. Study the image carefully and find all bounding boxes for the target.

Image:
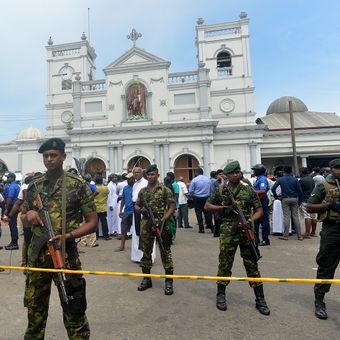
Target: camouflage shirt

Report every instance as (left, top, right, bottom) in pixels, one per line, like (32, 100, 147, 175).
(136, 182, 175, 223)
(308, 174, 340, 220)
(23, 171, 96, 237)
(207, 181, 261, 226)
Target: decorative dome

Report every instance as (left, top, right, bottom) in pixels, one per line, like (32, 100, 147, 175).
(17, 127, 44, 140)
(266, 96, 308, 115)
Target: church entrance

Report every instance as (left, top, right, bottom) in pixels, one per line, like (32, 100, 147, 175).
(127, 156, 150, 172)
(174, 154, 199, 184)
(85, 158, 107, 178)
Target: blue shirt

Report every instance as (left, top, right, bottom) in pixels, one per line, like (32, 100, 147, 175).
(172, 181, 180, 208)
(4, 182, 20, 203)
(210, 178, 217, 192)
(253, 175, 269, 192)
(271, 175, 303, 202)
(87, 182, 97, 193)
(122, 185, 133, 215)
(189, 175, 211, 197)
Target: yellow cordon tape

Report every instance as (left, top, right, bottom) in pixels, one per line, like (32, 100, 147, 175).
(1, 265, 340, 284)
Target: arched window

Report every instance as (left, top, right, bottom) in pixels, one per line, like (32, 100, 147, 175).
(217, 51, 232, 76)
(126, 83, 147, 120)
(217, 51, 231, 68)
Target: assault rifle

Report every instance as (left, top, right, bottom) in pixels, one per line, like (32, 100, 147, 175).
(34, 188, 71, 305)
(140, 203, 165, 253)
(224, 185, 262, 262)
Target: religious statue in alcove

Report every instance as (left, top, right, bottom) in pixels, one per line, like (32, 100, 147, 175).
(126, 83, 146, 119)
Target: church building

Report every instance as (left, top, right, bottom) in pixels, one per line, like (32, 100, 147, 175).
(0, 12, 339, 181)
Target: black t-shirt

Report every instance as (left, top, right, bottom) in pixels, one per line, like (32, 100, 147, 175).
(299, 176, 315, 202)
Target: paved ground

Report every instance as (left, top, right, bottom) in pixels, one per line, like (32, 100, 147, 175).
(1, 213, 339, 339)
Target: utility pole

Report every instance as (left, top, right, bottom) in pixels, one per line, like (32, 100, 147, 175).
(289, 100, 298, 175)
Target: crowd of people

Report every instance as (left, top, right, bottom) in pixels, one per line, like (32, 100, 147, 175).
(0, 137, 339, 338)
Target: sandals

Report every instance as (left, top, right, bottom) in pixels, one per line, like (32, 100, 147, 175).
(298, 236, 304, 241)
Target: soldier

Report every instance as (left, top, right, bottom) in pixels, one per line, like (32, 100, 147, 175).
(134, 164, 176, 295)
(205, 160, 270, 315)
(307, 158, 340, 320)
(21, 138, 97, 339)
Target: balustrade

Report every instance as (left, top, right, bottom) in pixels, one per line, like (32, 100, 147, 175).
(168, 72, 198, 84)
(81, 80, 106, 91)
(217, 67, 232, 77)
(52, 48, 80, 57)
(204, 27, 240, 37)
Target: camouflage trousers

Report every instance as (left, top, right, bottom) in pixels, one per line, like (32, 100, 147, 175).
(217, 223, 262, 288)
(140, 221, 174, 272)
(24, 248, 90, 340)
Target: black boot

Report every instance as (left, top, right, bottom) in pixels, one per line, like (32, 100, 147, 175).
(164, 270, 174, 295)
(216, 284, 227, 311)
(314, 293, 327, 319)
(137, 268, 152, 291)
(5, 242, 19, 250)
(254, 285, 270, 315)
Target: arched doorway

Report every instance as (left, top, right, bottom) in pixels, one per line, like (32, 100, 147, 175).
(174, 154, 199, 184)
(127, 156, 150, 172)
(0, 159, 8, 179)
(85, 158, 107, 178)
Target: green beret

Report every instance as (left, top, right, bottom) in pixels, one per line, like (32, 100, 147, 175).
(329, 159, 340, 168)
(38, 138, 65, 154)
(146, 164, 158, 174)
(224, 160, 241, 174)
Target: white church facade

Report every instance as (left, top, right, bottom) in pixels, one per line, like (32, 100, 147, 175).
(1, 12, 339, 181)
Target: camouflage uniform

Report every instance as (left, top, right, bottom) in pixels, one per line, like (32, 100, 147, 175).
(207, 181, 262, 287)
(137, 183, 175, 271)
(308, 174, 340, 296)
(23, 172, 96, 340)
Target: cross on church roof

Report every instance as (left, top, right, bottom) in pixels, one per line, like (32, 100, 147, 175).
(127, 28, 142, 47)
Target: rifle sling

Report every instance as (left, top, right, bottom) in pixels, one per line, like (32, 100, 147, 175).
(61, 171, 67, 264)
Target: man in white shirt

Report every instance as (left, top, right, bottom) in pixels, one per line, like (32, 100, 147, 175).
(131, 167, 148, 262)
(177, 176, 191, 229)
(107, 173, 119, 236)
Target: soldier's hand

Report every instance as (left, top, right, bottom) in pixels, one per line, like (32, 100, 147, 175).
(26, 210, 44, 226)
(140, 207, 148, 217)
(223, 205, 233, 214)
(329, 201, 340, 212)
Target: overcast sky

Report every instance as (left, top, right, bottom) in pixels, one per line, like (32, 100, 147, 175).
(1, 0, 339, 141)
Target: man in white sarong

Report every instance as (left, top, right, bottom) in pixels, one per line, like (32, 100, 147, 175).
(107, 173, 119, 235)
(272, 171, 291, 235)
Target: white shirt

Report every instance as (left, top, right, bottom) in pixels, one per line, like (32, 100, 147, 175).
(132, 177, 148, 202)
(178, 181, 188, 205)
(17, 183, 28, 201)
(313, 174, 325, 187)
(107, 181, 117, 207)
(117, 180, 128, 197)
